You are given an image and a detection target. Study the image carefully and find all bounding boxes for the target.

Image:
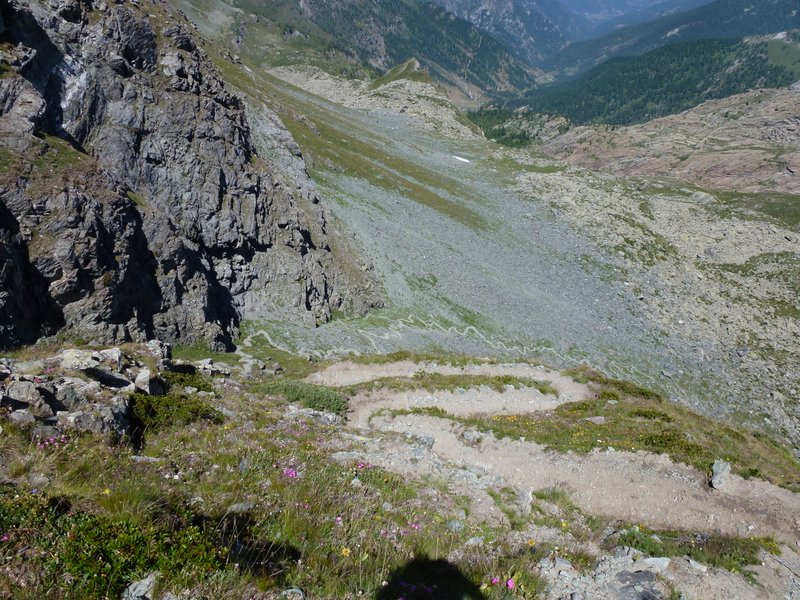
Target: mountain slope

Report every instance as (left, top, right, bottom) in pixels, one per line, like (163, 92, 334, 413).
(584, 0, 713, 37)
(178, 0, 541, 99)
(517, 34, 800, 124)
(428, 0, 589, 63)
(0, 0, 378, 347)
(541, 86, 800, 198)
(547, 0, 800, 73)
(560, 0, 700, 24)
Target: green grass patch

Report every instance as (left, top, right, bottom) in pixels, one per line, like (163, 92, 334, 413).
(0, 145, 18, 175)
(235, 325, 322, 379)
(618, 526, 779, 581)
(130, 393, 223, 437)
(347, 350, 482, 366)
(714, 189, 800, 229)
(252, 379, 349, 415)
(766, 39, 800, 79)
(171, 343, 241, 367)
(0, 486, 224, 599)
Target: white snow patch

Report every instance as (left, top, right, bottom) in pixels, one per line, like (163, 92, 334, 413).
(453, 155, 471, 163)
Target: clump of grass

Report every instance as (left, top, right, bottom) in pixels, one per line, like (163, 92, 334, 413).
(253, 380, 349, 415)
(487, 487, 530, 531)
(618, 526, 779, 581)
(130, 393, 223, 437)
(162, 368, 213, 393)
(532, 486, 578, 515)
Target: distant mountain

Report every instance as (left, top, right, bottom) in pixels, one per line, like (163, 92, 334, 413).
(179, 0, 541, 97)
(559, 0, 680, 23)
(428, 0, 590, 63)
(499, 32, 800, 125)
(546, 0, 800, 73)
(583, 0, 713, 38)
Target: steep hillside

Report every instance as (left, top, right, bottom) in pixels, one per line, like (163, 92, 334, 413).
(516, 34, 800, 124)
(547, 0, 800, 73)
(0, 0, 379, 348)
(428, 0, 588, 63)
(560, 0, 703, 24)
(177, 0, 541, 100)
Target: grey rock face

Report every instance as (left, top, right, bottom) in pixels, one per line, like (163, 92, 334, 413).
(0, 0, 378, 348)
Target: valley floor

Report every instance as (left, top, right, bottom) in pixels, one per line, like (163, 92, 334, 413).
(225, 61, 799, 449)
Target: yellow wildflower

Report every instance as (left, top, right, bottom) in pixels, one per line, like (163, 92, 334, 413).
(341, 547, 351, 557)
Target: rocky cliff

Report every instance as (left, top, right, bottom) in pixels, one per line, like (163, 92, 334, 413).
(0, 0, 379, 349)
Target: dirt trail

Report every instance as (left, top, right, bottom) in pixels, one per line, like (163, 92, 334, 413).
(308, 359, 590, 402)
(315, 361, 800, 547)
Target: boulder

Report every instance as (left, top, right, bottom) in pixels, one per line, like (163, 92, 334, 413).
(9, 409, 35, 427)
(58, 349, 98, 372)
(145, 340, 172, 366)
(55, 380, 89, 411)
(710, 459, 731, 489)
(4, 380, 55, 417)
(97, 348, 123, 372)
(56, 396, 129, 436)
(121, 572, 158, 600)
(632, 557, 671, 572)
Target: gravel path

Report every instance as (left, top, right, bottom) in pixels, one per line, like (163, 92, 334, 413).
(327, 360, 800, 599)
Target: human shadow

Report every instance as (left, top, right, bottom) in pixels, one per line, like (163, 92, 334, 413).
(375, 557, 486, 600)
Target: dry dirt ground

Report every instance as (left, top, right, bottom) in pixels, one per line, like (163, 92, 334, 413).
(311, 360, 800, 600)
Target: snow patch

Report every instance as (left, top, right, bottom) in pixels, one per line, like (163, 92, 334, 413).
(453, 155, 471, 163)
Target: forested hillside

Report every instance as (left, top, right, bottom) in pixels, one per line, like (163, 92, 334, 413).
(513, 36, 800, 125)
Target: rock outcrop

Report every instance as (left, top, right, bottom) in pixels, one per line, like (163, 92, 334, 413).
(0, 0, 378, 349)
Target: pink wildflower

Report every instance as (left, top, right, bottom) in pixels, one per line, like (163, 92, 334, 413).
(491, 576, 500, 585)
(1, 534, 9, 542)
(282, 467, 299, 479)
(506, 578, 515, 590)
